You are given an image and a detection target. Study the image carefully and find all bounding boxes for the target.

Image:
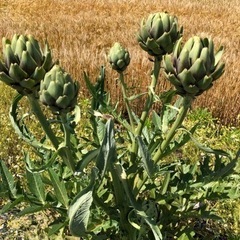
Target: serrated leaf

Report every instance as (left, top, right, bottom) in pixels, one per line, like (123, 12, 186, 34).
(182, 128, 233, 160)
(0, 160, 17, 198)
(9, 93, 52, 150)
(190, 134, 231, 158)
(18, 205, 47, 216)
(188, 130, 238, 178)
(25, 151, 58, 173)
(26, 169, 46, 204)
(96, 119, 116, 179)
(48, 168, 69, 207)
(137, 136, 156, 178)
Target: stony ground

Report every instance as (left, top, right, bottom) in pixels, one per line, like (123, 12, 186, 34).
(0, 208, 49, 240)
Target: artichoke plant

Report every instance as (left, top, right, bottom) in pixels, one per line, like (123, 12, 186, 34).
(163, 36, 225, 97)
(39, 65, 79, 114)
(108, 42, 130, 72)
(137, 12, 183, 59)
(0, 34, 54, 95)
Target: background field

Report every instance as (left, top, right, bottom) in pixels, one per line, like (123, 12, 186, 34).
(0, 0, 239, 124)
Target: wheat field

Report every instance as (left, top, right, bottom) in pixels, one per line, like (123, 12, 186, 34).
(0, 0, 239, 125)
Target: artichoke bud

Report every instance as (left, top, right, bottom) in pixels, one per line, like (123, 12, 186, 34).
(137, 12, 183, 59)
(39, 65, 79, 114)
(163, 36, 225, 97)
(108, 42, 130, 73)
(0, 34, 55, 95)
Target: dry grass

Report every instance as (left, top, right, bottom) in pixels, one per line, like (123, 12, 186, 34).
(0, 0, 239, 124)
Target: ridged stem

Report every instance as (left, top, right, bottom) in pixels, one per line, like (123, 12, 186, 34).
(135, 58, 161, 136)
(59, 114, 76, 172)
(27, 95, 75, 172)
(153, 95, 193, 163)
(119, 72, 135, 131)
(27, 94, 59, 149)
(130, 58, 161, 162)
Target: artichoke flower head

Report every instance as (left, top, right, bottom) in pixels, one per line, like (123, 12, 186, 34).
(163, 36, 225, 97)
(137, 12, 183, 60)
(39, 65, 79, 114)
(108, 42, 130, 73)
(0, 34, 54, 95)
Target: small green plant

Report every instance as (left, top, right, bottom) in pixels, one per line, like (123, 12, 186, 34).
(0, 12, 239, 239)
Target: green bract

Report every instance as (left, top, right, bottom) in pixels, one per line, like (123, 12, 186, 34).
(137, 12, 182, 59)
(108, 42, 130, 73)
(0, 34, 54, 95)
(39, 65, 79, 114)
(163, 36, 225, 97)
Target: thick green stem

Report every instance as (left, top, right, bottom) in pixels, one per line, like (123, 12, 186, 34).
(119, 72, 135, 131)
(130, 59, 161, 162)
(27, 95, 75, 172)
(60, 114, 71, 146)
(153, 95, 193, 163)
(59, 114, 76, 172)
(27, 95, 59, 149)
(135, 59, 161, 136)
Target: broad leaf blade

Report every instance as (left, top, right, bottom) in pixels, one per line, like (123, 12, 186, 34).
(96, 119, 116, 179)
(137, 136, 156, 178)
(68, 168, 98, 237)
(26, 168, 46, 204)
(69, 191, 93, 236)
(48, 168, 69, 207)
